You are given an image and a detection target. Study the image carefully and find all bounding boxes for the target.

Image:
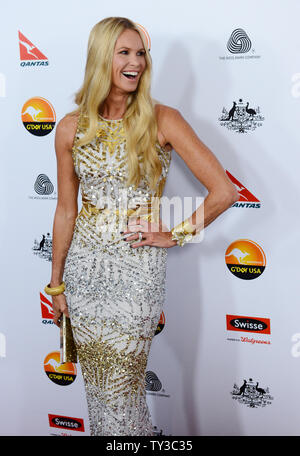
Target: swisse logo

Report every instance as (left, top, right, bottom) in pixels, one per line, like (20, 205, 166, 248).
(227, 315, 270, 335)
(48, 414, 84, 432)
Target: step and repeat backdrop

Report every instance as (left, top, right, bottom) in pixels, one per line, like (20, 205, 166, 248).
(1, 0, 300, 436)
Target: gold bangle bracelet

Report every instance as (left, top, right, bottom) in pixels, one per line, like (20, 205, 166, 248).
(171, 219, 197, 247)
(44, 281, 66, 296)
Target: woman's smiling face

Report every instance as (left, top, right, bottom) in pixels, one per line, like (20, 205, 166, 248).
(111, 29, 147, 94)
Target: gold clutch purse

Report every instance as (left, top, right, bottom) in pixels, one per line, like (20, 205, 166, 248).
(60, 314, 78, 363)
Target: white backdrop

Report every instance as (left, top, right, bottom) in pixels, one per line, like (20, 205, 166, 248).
(1, 0, 300, 436)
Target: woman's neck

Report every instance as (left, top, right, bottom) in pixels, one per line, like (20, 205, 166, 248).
(100, 91, 129, 120)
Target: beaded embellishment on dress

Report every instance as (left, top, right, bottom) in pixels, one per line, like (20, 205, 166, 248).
(63, 111, 172, 436)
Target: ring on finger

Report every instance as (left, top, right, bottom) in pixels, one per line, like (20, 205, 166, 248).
(138, 231, 143, 242)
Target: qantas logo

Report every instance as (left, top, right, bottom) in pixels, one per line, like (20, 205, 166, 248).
(226, 170, 261, 208)
(18, 31, 49, 67)
(40, 292, 54, 324)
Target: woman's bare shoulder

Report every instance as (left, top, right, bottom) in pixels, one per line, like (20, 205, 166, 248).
(55, 112, 80, 150)
(154, 103, 180, 122)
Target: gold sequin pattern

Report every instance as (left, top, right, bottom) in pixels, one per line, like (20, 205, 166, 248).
(63, 111, 171, 436)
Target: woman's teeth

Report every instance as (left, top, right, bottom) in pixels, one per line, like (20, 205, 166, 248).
(122, 71, 138, 79)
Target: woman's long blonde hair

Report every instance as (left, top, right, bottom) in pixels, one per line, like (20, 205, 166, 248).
(68, 17, 163, 194)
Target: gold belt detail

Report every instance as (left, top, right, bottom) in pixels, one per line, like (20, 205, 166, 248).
(79, 200, 159, 222)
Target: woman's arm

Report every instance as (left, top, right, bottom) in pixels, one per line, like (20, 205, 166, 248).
(157, 104, 239, 234)
(50, 114, 80, 287)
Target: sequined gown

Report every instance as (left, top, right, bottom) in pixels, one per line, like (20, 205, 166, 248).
(63, 112, 171, 436)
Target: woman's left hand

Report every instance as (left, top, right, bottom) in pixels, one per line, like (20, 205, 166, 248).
(122, 217, 177, 248)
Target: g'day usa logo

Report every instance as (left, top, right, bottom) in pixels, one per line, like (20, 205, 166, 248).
(225, 239, 266, 280)
(21, 97, 56, 136)
(44, 351, 77, 386)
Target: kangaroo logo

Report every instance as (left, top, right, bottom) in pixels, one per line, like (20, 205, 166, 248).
(44, 358, 74, 374)
(22, 106, 42, 121)
(18, 31, 48, 63)
(44, 358, 61, 371)
(225, 170, 260, 205)
(231, 378, 273, 408)
(19, 40, 39, 59)
(226, 248, 250, 264)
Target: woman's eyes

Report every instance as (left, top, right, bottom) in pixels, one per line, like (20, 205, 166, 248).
(120, 50, 145, 56)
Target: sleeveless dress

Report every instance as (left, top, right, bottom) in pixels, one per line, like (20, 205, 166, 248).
(63, 111, 172, 436)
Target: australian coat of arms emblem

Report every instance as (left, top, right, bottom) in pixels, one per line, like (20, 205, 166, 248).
(219, 99, 264, 133)
(231, 378, 273, 408)
(32, 232, 52, 261)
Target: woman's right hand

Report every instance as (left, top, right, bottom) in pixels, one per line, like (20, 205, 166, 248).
(51, 293, 70, 328)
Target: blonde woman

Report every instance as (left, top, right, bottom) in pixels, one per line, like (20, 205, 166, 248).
(45, 17, 239, 436)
